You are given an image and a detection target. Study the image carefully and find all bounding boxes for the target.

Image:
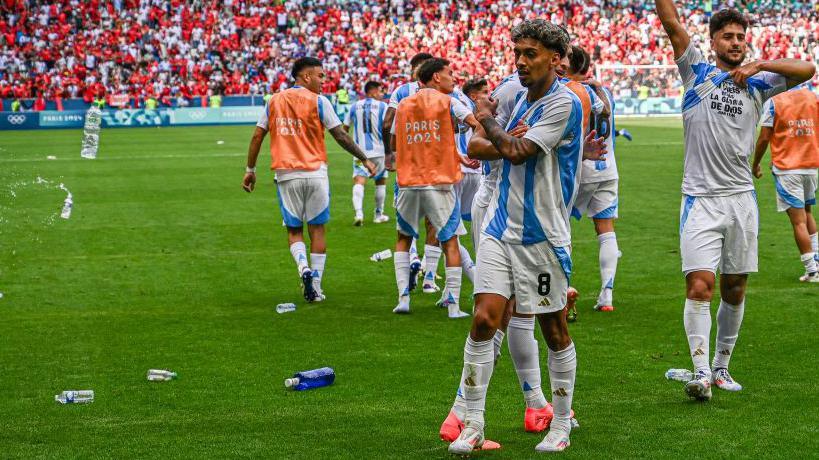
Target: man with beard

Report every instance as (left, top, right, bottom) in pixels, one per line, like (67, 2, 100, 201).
(656, 1, 814, 401)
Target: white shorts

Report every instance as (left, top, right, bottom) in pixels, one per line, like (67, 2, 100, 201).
(679, 192, 758, 275)
(395, 188, 461, 242)
(572, 179, 619, 219)
(773, 172, 817, 212)
(474, 235, 570, 314)
(471, 201, 489, 253)
(455, 173, 482, 222)
(353, 156, 389, 181)
(276, 177, 330, 227)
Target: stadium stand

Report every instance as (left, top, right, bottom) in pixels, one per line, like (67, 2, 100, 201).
(1, 0, 817, 109)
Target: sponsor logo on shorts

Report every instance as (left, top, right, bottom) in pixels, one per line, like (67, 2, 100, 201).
(538, 297, 551, 307)
(7, 114, 27, 125)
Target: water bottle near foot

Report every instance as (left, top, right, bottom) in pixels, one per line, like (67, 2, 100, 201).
(665, 368, 694, 382)
(55, 390, 94, 404)
(276, 303, 296, 314)
(284, 367, 335, 391)
(370, 249, 392, 262)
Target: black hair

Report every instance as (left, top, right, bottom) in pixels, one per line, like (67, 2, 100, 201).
(417, 58, 450, 84)
(364, 80, 382, 94)
(410, 52, 434, 69)
(462, 79, 488, 98)
(569, 46, 590, 75)
(709, 9, 749, 38)
(291, 57, 322, 80)
(511, 19, 571, 57)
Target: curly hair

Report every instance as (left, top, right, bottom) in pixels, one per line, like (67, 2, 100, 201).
(511, 19, 571, 57)
(709, 9, 749, 38)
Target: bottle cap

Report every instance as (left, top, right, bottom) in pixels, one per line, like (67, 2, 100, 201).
(284, 377, 299, 388)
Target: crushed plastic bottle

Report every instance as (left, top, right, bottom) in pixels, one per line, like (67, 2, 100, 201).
(55, 390, 94, 404)
(80, 105, 102, 159)
(276, 303, 296, 314)
(665, 368, 694, 383)
(284, 367, 335, 391)
(60, 195, 73, 219)
(147, 369, 178, 381)
(370, 249, 392, 262)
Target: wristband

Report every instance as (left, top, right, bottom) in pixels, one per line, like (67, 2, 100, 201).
(246, 166, 256, 173)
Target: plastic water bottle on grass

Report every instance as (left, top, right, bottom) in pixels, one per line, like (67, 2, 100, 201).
(276, 303, 296, 314)
(81, 106, 102, 159)
(60, 195, 73, 219)
(665, 368, 694, 382)
(284, 367, 335, 391)
(147, 369, 178, 381)
(55, 390, 94, 404)
(370, 249, 392, 262)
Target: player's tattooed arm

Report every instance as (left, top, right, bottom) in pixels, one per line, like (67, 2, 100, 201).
(474, 96, 539, 165)
(751, 127, 773, 179)
(329, 125, 378, 176)
(655, 0, 690, 59)
(242, 126, 268, 192)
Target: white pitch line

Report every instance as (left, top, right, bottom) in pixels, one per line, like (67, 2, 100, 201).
(0, 152, 245, 163)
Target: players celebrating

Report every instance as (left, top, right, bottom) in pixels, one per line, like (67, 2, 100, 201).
(447, 19, 606, 454)
(752, 86, 819, 282)
(656, 0, 815, 401)
(242, 57, 376, 302)
(344, 80, 390, 226)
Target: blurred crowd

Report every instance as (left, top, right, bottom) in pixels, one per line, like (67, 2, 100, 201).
(0, 0, 817, 109)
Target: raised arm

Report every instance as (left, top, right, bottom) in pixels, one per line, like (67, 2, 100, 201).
(242, 126, 268, 192)
(655, 0, 691, 59)
(751, 126, 773, 179)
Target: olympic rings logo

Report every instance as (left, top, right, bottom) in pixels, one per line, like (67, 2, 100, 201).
(7, 114, 27, 125)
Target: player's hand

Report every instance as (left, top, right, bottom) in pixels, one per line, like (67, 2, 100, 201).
(508, 121, 528, 138)
(583, 130, 608, 161)
(363, 159, 378, 177)
(459, 155, 481, 170)
(385, 153, 396, 172)
(475, 96, 498, 121)
(729, 61, 762, 88)
(583, 79, 603, 90)
(242, 172, 256, 193)
(752, 163, 762, 179)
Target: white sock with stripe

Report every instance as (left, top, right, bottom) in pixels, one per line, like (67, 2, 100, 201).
(375, 185, 386, 216)
(548, 342, 576, 433)
(598, 232, 618, 306)
(801, 252, 818, 274)
(352, 184, 364, 216)
(462, 337, 495, 427)
(458, 244, 475, 283)
(393, 251, 410, 298)
(508, 316, 547, 409)
(289, 242, 309, 275)
(424, 245, 442, 280)
(712, 299, 744, 370)
(310, 253, 326, 290)
(684, 299, 712, 375)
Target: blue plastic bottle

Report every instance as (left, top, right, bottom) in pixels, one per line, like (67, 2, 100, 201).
(284, 367, 335, 391)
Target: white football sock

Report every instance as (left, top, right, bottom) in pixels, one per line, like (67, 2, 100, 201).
(508, 316, 547, 409)
(801, 252, 818, 274)
(394, 251, 410, 298)
(684, 299, 712, 375)
(598, 232, 618, 306)
(352, 183, 364, 215)
(425, 244, 442, 278)
(310, 253, 326, 290)
(492, 329, 505, 362)
(458, 243, 475, 283)
(445, 267, 462, 313)
(410, 239, 420, 264)
(375, 185, 386, 215)
(548, 342, 576, 433)
(289, 242, 309, 275)
(462, 337, 495, 426)
(811, 233, 818, 254)
(451, 368, 468, 420)
(712, 299, 745, 370)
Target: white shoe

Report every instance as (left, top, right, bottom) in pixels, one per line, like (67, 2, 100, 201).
(799, 272, 819, 282)
(712, 368, 742, 392)
(422, 272, 440, 293)
(353, 212, 364, 227)
(448, 305, 470, 319)
(312, 277, 325, 302)
(373, 214, 389, 224)
(535, 428, 571, 453)
(684, 370, 712, 401)
(393, 296, 410, 314)
(448, 422, 485, 455)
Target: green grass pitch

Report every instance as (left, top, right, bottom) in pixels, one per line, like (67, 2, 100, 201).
(1, 119, 817, 458)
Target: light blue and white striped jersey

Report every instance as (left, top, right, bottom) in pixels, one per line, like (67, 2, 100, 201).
(474, 73, 526, 208)
(676, 43, 787, 196)
(388, 81, 420, 109)
(344, 98, 388, 158)
(581, 87, 618, 183)
(451, 88, 478, 173)
(482, 78, 584, 251)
